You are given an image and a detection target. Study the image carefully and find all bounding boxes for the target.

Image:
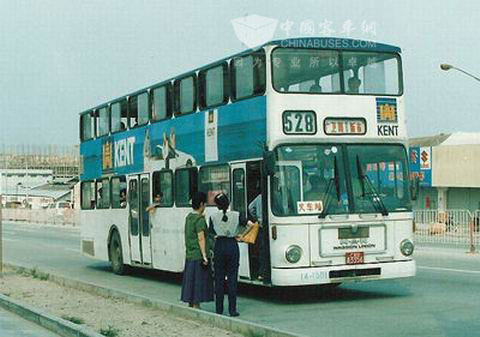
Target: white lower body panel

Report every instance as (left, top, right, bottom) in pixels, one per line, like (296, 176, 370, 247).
(271, 259, 416, 286)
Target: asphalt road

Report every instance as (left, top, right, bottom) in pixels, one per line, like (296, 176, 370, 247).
(2, 222, 480, 337)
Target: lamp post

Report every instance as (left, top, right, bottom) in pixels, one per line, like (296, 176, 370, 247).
(440, 63, 479, 254)
(440, 64, 480, 83)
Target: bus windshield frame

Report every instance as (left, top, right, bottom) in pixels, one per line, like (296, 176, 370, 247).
(271, 47, 403, 96)
(270, 143, 411, 217)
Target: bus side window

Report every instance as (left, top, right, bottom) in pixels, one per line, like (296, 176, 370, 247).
(175, 168, 198, 207)
(153, 170, 173, 207)
(128, 92, 149, 128)
(81, 181, 95, 210)
(96, 106, 109, 137)
(174, 74, 197, 116)
(151, 84, 172, 122)
(199, 63, 229, 109)
(111, 176, 127, 208)
(111, 100, 128, 133)
(96, 178, 110, 209)
(198, 164, 230, 206)
(80, 111, 94, 141)
(231, 50, 266, 101)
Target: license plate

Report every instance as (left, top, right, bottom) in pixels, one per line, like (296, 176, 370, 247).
(346, 252, 364, 265)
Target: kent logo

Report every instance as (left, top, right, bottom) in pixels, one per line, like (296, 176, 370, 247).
(377, 125, 398, 136)
(114, 136, 135, 168)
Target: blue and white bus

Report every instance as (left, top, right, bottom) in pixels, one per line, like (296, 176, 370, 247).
(79, 37, 416, 287)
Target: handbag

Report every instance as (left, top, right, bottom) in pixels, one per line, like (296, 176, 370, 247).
(239, 222, 259, 244)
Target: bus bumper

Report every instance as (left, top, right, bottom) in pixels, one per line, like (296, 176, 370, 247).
(271, 259, 416, 286)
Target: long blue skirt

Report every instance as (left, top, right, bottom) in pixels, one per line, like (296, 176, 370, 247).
(180, 259, 214, 304)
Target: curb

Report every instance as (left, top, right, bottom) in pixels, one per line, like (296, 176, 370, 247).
(0, 293, 103, 337)
(4, 263, 304, 337)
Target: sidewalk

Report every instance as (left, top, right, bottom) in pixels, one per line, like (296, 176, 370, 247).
(0, 306, 58, 337)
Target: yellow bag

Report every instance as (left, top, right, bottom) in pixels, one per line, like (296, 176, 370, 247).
(239, 222, 259, 244)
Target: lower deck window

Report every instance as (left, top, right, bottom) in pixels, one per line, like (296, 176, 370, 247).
(81, 181, 95, 209)
(199, 164, 230, 205)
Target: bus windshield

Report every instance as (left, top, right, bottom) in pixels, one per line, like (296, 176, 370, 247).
(271, 144, 411, 216)
(347, 144, 411, 213)
(271, 48, 401, 95)
(272, 144, 349, 216)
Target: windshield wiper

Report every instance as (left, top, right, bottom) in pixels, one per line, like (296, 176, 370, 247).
(319, 156, 340, 219)
(356, 155, 389, 216)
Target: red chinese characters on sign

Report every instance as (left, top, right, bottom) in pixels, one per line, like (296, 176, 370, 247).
(324, 119, 366, 135)
(297, 201, 323, 214)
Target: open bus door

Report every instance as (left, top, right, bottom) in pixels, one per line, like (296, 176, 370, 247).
(230, 163, 250, 280)
(127, 174, 152, 266)
(231, 161, 263, 282)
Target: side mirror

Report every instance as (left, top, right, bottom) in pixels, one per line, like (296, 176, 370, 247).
(410, 177, 420, 201)
(263, 150, 275, 176)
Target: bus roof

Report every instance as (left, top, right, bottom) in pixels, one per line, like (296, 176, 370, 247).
(79, 36, 401, 116)
(266, 37, 401, 53)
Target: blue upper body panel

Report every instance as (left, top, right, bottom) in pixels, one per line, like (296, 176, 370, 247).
(80, 96, 266, 180)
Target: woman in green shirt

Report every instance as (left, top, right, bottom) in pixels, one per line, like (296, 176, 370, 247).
(180, 192, 214, 308)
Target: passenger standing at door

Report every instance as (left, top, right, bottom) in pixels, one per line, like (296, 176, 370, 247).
(209, 193, 250, 317)
(180, 192, 214, 309)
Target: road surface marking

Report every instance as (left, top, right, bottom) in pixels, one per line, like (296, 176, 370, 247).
(419, 266, 480, 274)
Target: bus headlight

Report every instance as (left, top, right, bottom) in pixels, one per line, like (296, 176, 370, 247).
(285, 245, 302, 263)
(400, 239, 414, 256)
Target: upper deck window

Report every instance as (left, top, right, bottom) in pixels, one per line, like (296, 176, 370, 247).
(199, 63, 229, 108)
(152, 85, 171, 122)
(111, 99, 128, 133)
(342, 52, 400, 95)
(128, 92, 149, 127)
(231, 51, 266, 101)
(81, 112, 94, 141)
(272, 49, 341, 94)
(96, 106, 109, 137)
(174, 75, 197, 116)
(272, 48, 402, 95)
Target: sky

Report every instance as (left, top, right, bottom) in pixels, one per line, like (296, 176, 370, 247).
(1, 0, 479, 146)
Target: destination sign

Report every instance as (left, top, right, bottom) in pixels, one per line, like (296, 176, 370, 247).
(324, 118, 366, 135)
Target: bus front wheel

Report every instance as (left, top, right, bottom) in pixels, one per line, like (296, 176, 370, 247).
(109, 231, 128, 275)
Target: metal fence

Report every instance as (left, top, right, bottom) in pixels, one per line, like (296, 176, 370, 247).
(414, 209, 479, 251)
(1, 207, 479, 251)
(1, 208, 79, 226)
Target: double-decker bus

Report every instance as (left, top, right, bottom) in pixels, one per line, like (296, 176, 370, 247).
(79, 37, 416, 287)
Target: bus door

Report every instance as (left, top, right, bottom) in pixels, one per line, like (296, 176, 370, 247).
(127, 174, 152, 265)
(140, 174, 152, 265)
(231, 163, 250, 279)
(128, 176, 141, 263)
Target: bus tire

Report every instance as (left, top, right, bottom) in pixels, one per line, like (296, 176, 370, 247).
(109, 231, 128, 275)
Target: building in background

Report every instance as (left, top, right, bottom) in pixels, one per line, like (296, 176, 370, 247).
(0, 144, 79, 208)
(409, 132, 480, 213)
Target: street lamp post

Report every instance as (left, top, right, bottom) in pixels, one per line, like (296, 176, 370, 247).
(440, 63, 479, 254)
(440, 64, 480, 83)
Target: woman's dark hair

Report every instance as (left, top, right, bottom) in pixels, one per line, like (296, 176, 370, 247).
(214, 193, 230, 221)
(192, 192, 207, 210)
